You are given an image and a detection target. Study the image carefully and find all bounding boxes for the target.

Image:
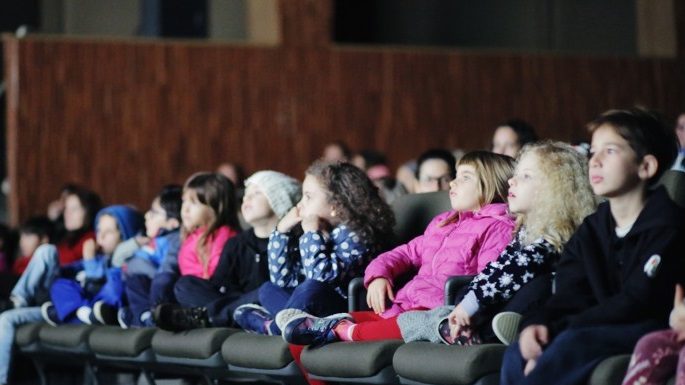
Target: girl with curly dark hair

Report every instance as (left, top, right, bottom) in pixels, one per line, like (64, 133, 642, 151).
(233, 161, 395, 336)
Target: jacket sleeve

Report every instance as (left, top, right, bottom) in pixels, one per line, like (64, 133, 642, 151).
(111, 238, 141, 268)
(83, 255, 108, 279)
(159, 232, 181, 274)
(210, 237, 238, 287)
(562, 227, 685, 331)
(463, 238, 556, 316)
(300, 227, 368, 284)
(268, 229, 303, 288)
(473, 221, 515, 273)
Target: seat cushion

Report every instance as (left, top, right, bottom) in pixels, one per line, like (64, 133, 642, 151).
(39, 324, 96, 348)
(89, 326, 156, 357)
(15, 322, 45, 346)
(152, 328, 237, 360)
(393, 342, 506, 385)
(301, 340, 404, 377)
(588, 355, 630, 385)
(222, 333, 293, 370)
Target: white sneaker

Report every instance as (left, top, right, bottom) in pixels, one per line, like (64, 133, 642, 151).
(491, 311, 522, 345)
(275, 308, 308, 332)
(76, 306, 93, 324)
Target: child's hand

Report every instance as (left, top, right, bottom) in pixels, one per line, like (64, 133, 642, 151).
(82, 239, 96, 261)
(277, 207, 302, 233)
(670, 284, 685, 338)
(448, 304, 471, 340)
(135, 235, 150, 246)
(524, 359, 537, 376)
(366, 278, 394, 314)
(518, 325, 548, 361)
(301, 215, 331, 233)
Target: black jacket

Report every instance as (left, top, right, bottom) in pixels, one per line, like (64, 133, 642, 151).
(524, 187, 685, 337)
(209, 229, 269, 295)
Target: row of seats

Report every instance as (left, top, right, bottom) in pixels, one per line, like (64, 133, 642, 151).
(12, 170, 685, 385)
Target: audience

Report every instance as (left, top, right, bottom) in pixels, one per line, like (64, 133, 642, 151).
(492, 119, 539, 158)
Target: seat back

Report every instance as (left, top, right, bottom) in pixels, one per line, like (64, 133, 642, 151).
(658, 169, 685, 208)
(391, 191, 451, 247)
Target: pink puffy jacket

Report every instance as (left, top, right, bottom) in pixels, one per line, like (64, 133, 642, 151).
(178, 226, 239, 279)
(364, 203, 515, 318)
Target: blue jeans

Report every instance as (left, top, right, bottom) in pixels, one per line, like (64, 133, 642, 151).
(258, 279, 347, 334)
(11, 244, 60, 307)
(500, 321, 661, 385)
(126, 272, 178, 326)
(0, 307, 42, 383)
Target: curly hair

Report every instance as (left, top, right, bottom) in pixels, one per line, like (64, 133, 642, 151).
(306, 161, 396, 252)
(516, 141, 599, 252)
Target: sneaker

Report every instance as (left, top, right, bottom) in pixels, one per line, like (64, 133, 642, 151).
(281, 311, 352, 346)
(40, 302, 60, 326)
(93, 301, 118, 325)
(154, 304, 209, 332)
(233, 304, 273, 335)
(492, 311, 522, 345)
(76, 306, 94, 324)
(437, 317, 482, 346)
(437, 318, 456, 345)
(117, 306, 133, 329)
(140, 310, 155, 327)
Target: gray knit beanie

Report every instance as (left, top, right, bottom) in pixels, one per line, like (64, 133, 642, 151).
(245, 171, 302, 219)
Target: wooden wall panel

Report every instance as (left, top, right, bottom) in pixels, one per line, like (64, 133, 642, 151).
(4, 35, 685, 225)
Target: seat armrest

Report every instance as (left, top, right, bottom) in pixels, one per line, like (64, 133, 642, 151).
(348, 277, 370, 312)
(444, 275, 475, 305)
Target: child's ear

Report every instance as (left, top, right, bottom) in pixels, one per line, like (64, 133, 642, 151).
(637, 154, 658, 181)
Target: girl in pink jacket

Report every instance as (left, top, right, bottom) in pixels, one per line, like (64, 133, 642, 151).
(280, 151, 517, 344)
(177, 172, 240, 279)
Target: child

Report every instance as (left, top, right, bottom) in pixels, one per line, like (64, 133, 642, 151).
(175, 172, 241, 281)
(9, 187, 102, 309)
(41, 205, 143, 325)
(233, 161, 395, 336)
(12, 217, 53, 276)
(621, 284, 685, 385)
(281, 151, 516, 345)
(115, 185, 183, 328)
(155, 171, 301, 331)
(500, 108, 685, 385)
(399, 142, 597, 345)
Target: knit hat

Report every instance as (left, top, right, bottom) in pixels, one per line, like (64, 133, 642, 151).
(95, 205, 144, 241)
(245, 171, 302, 219)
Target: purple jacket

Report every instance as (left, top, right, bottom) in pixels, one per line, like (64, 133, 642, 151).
(364, 203, 515, 318)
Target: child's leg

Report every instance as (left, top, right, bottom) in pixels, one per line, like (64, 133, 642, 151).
(125, 274, 152, 326)
(521, 322, 659, 385)
(0, 307, 43, 384)
(500, 341, 528, 385)
(622, 329, 680, 385)
(10, 245, 60, 306)
(283, 279, 347, 317)
(258, 282, 294, 315)
(345, 313, 402, 341)
(149, 272, 178, 307)
(173, 275, 222, 308)
(50, 278, 88, 322)
(205, 288, 260, 327)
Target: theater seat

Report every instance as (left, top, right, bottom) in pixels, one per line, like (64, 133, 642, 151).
(659, 169, 685, 208)
(392, 191, 451, 246)
(222, 332, 305, 383)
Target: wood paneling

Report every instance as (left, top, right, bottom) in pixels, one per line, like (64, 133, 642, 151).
(3, 16, 685, 224)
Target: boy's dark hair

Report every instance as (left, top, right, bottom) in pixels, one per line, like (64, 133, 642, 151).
(588, 108, 678, 184)
(158, 184, 183, 221)
(500, 119, 538, 147)
(20, 216, 54, 241)
(415, 148, 457, 180)
(357, 149, 387, 168)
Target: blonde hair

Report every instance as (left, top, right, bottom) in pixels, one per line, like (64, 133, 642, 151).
(516, 141, 598, 252)
(457, 151, 515, 207)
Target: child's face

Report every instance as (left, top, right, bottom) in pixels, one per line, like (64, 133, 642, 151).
(145, 198, 169, 238)
(96, 215, 122, 255)
(181, 189, 215, 231)
(241, 184, 276, 225)
(63, 194, 86, 231)
(449, 165, 482, 212)
(297, 175, 336, 223)
(589, 125, 642, 198)
(507, 152, 541, 215)
(492, 126, 521, 158)
(19, 232, 46, 257)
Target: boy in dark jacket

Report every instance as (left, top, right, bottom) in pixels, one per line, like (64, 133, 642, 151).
(155, 170, 301, 331)
(501, 108, 685, 385)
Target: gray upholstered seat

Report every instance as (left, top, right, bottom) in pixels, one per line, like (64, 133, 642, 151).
(393, 342, 505, 385)
(151, 327, 236, 367)
(89, 326, 156, 360)
(301, 340, 404, 383)
(38, 324, 95, 354)
(392, 191, 451, 245)
(222, 332, 304, 380)
(15, 322, 44, 350)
